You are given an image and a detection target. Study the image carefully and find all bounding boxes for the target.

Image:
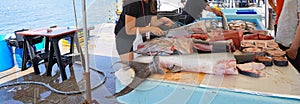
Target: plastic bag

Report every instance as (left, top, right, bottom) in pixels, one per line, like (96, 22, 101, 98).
(133, 28, 143, 58)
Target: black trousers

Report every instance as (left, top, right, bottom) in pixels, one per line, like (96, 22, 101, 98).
(278, 43, 300, 73)
(178, 11, 195, 25)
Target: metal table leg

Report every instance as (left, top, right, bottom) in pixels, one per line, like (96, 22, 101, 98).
(51, 39, 67, 80)
(21, 41, 29, 71)
(24, 37, 40, 74)
(46, 42, 55, 76)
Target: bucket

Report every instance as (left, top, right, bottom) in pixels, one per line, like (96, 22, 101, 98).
(14, 47, 32, 68)
(35, 37, 45, 51)
(0, 34, 14, 72)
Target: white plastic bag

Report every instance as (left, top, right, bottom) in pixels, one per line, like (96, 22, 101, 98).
(133, 28, 143, 58)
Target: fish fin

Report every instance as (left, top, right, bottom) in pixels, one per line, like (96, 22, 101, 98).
(110, 77, 145, 97)
(152, 53, 164, 74)
(167, 65, 182, 73)
(156, 68, 165, 74)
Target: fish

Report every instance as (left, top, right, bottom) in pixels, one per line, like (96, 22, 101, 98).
(106, 55, 164, 98)
(134, 53, 238, 75)
(236, 62, 265, 78)
(228, 20, 256, 30)
(135, 38, 194, 55)
(159, 53, 238, 75)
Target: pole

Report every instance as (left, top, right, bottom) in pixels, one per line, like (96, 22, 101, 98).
(265, 0, 268, 29)
(72, 0, 87, 70)
(82, 0, 92, 103)
(82, 0, 89, 74)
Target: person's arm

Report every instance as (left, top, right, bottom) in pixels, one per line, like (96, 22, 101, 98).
(205, 4, 223, 16)
(268, 0, 276, 11)
(125, 15, 164, 36)
(286, 13, 300, 60)
(150, 16, 174, 27)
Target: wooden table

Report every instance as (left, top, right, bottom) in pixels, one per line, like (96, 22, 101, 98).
(17, 27, 77, 80)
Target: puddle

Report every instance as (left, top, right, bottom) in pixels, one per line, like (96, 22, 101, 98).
(1, 100, 23, 104)
(39, 91, 51, 100)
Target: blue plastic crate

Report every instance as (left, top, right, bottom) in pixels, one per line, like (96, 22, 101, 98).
(205, 8, 262, 21)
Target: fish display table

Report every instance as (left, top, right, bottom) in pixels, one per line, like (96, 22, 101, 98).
(115, 53, 300, 104)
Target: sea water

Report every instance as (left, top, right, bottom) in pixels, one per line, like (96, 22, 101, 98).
(0, 0, 116, 35)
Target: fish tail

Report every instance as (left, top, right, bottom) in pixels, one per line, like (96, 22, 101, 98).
(107, 77, 146, 98)
(112, 86, 135, 97)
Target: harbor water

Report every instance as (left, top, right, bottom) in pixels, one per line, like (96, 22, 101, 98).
(0, 0, 116, 35)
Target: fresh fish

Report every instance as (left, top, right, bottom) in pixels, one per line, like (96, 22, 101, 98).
(228, 20, 256, 30)
(135, 38, 194, 55)
(135, 38, 174, 55)
(106, 55, 164, 98)
(135, 53, 238, 75)
(236, 62, 265, 78)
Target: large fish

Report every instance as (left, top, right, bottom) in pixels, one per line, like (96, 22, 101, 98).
(135, 53, 238, 75)
(106, 55, 164, 98)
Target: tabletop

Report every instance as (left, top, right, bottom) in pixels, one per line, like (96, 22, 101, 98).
(16, 27, 77, 38)
(116, 53, 300, 99)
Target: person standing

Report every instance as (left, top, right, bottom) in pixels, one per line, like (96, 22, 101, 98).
(180, 0, 223, 25)
(275, 0, 300, 72)
(268, 0, 284, 37)
(114, 0, 174, 61)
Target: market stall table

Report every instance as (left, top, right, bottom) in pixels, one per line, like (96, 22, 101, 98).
(115, 53, 300, 103)
(17, 27, 77, 80)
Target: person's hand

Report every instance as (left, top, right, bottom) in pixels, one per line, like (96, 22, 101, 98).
(286, 48, 298, 60)
(212, 8, 223, 17)
(149, 26, 164, 36)
(159, 17, 175, 27)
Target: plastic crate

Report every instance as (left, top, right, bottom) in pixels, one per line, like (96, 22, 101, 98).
(200, 18, 266, 30)
(206, 8, 262, 21)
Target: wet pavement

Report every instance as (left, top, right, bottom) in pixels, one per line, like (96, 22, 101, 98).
(0, 23, 122, 104)
(0, 55, 121, 104)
